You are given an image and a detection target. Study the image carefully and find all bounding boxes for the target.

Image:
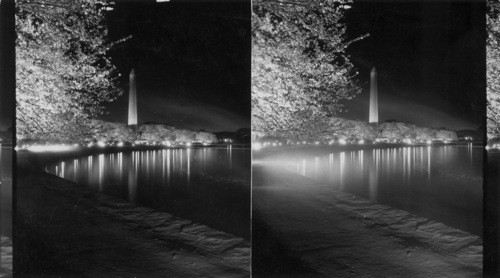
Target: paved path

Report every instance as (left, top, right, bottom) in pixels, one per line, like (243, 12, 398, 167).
(253, 164, 482, 278)
(16, 168, 249, 277)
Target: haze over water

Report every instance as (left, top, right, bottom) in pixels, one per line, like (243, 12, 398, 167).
(264, 144, 482, 236)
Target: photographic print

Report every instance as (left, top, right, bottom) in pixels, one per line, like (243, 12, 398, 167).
(252, 0, 484, 277)
(2, 0, 497, 276)
(14, 0, 250, 277)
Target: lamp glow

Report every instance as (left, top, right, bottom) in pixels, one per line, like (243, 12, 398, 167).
(163, 141, 172, 147)
(26, 144, 77, 153)
(253, 142, 263, 151)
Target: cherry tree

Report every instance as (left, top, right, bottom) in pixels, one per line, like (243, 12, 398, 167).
(488, 0, 500, 139)
(16, 0, 125, 141)
(252, 0, 364, 139)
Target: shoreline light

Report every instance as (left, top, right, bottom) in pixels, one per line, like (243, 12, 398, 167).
(253, 142, 263, 151)
(163, 141, 172, 147)
(25, 144, 77, 153)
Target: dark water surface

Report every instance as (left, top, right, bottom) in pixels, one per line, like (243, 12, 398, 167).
(486, 150, 500, 275)
(257, 144, 482, 236)
(1, 144, 12, 237)
(47, 146, 251, 239)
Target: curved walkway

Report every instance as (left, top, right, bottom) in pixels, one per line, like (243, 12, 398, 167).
(253, 164, 482, 277)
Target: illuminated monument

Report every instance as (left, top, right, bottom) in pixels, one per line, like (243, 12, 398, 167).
(369, 67, 379, 123)
(128, 68, 138, 125)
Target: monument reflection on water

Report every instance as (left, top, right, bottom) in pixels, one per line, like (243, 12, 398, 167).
(276, 144, 482, 236)
(46, 146, 250, 239)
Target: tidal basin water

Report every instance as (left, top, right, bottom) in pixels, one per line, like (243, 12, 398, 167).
(46, 147, 250, 239)
(260, 144, 482, 236)
(1, 143, 12, 237)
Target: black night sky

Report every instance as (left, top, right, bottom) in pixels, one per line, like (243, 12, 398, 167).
(102, 0, 250, 132)
(343, 0, 485, 131)
(0, 2, 15, 132)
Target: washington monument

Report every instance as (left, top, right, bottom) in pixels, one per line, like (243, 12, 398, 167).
(369, 67, 378, 123)
(128, 68, 137, 125)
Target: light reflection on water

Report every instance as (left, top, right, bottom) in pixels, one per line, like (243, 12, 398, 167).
(46, 147, 251, 239)
(280, 144, 482, 235)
